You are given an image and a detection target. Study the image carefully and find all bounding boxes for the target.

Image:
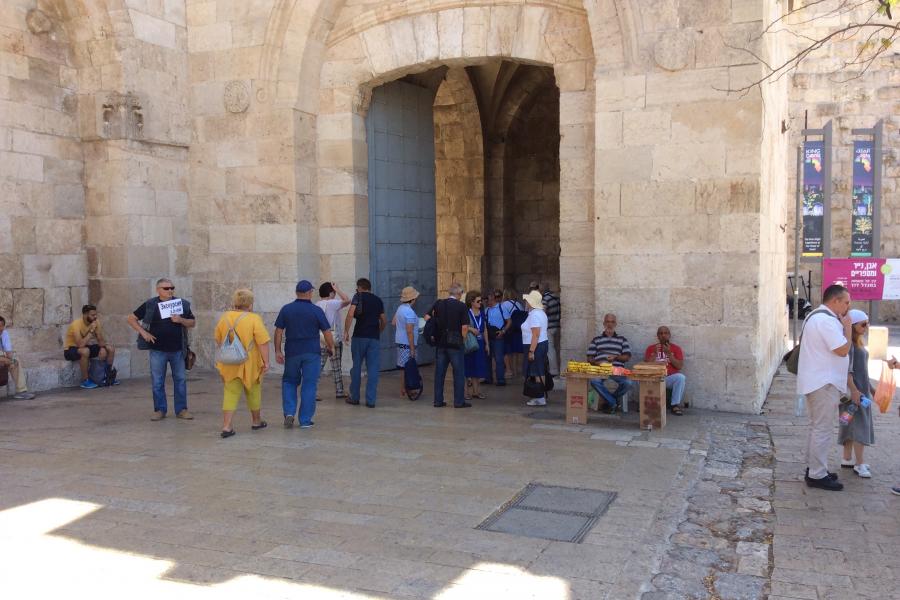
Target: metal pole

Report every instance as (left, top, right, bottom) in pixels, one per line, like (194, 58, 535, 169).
(872, 120, 883, 322)
(794, 146, 803, 345)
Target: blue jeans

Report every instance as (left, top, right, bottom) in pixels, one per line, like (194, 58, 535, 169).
(590, 375, 632, 409)
(282, 353, 321, 425)
(350, 337, 380, 406)
(666, 373, 686, 407)
(487, 337, 506, 384)
(149, 350, 187, 415)
(435, 347, 466, 406)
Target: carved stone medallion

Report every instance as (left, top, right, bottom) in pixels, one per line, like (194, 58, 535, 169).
(223, 80, 250, 113)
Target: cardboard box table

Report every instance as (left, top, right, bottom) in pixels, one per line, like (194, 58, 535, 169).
(561, 371, 591, 425)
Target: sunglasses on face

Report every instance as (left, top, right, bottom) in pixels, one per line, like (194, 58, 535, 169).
(160, 286, 175, 291)
(859, 322, 869, 328)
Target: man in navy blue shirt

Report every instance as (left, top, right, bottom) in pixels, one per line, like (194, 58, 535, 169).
(275, 280, 334, 428)
(342, 278, 386, 407)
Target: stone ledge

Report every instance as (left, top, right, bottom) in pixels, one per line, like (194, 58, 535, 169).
(4, 348, 132, 395)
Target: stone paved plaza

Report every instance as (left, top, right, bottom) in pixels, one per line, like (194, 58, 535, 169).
(3, 365, 900, 599)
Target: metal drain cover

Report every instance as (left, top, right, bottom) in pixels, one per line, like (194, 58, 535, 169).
(476, 483, 616, 543)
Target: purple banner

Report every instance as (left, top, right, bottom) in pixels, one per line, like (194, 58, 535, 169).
(802, 141, 825, 257)
(851, 141, 875, 257)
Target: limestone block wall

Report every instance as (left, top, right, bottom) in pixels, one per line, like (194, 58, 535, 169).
(505, 84, 560, 292)
(592, 0, 774, 412)
(187, 0, 312, 366)
(782, 2, 900, 319)
(434, 67, 484, 293)
(0, 1, 86, 357)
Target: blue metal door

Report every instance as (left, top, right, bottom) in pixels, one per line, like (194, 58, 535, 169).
(367, 80, 437, 369)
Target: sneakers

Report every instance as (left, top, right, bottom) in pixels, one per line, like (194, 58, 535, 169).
(12, 391, 35, 399)
(80, 379, 99, 390)
(891, 486, 900, 496)
(854, 464, 872, 478)
(283, 415, 294, 428)
(150, 411, 165, 421)
(176, 410, 193, 420)
(805, 473, 844, 491)
(299, 422, 315, 429)
(526, 398, 547, 406)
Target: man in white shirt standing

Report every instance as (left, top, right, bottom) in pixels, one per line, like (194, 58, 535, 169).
(316, 282, 351, 400)
(797, 283, 853, 491)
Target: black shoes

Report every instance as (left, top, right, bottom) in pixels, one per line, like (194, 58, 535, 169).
(345, 398, 360, 405)
(805, 468, 838, 481)
(455, 403, 472, 408)
(433, 402, 446, 407)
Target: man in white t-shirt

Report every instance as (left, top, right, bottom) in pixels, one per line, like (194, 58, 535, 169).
(797, 283, 852, 491)
(316, 282, 351, 399)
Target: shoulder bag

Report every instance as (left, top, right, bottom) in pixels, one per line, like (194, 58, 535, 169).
(783, 308, 835, 375)
(215, 312, 254, 365)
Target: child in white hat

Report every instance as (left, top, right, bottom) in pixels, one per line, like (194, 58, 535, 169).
(840, 309, 875, 478)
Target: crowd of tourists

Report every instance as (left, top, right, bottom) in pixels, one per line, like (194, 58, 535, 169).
(1, 276, 684, 436)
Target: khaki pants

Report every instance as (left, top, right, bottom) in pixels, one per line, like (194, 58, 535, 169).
(547, 328, 561, 375)
(806, 384, 841, 479)
(2, 356, 28, 394)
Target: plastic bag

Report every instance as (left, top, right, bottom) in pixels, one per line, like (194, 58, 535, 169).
(873, 361, 895, 414)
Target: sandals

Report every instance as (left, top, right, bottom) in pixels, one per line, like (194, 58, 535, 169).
(474, 392, 486, 399)
(251, 421, 268, 430)
(220, 429, 236, 438)
(671, 406, 684, 416)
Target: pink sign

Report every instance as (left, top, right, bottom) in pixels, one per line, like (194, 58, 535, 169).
(821, 258, 885, 300)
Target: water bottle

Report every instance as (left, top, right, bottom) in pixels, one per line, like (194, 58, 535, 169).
(794, 395, 806, 417)
(861, 395, 871, 409)
(839, 403, 858, 426)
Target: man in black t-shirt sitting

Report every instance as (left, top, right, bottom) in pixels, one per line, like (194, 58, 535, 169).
(343, 278, 386, 407)
(127, 278, 196, 421)
(428, 282, 470, 408)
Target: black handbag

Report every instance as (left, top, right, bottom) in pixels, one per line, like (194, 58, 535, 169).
(523, 376, 545, 398)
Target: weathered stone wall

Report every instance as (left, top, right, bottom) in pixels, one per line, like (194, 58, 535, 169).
(505, 84, 560, 292)
(1, 0, 804, 413)
(434, 67, 483, 294)
(1, 2, 85, 364)
(783, 2, 900, 319)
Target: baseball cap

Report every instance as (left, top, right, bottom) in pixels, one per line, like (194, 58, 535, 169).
(296, 280, 314, 293)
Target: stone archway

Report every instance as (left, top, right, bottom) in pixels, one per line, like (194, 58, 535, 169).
(311, 2, 605, 366)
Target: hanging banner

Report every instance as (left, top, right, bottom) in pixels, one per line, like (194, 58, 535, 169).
(802, 141, 826, 257)
(820, 258, 900, 301)
(851, 141, 875, 257)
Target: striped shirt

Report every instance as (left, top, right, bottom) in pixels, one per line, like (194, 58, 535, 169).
(542, 291, 560, 330)
(587, 332, 632, 367)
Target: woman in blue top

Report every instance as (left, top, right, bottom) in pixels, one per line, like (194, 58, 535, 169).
(392, 286, 420, 398)
(464, 291, 490, 400)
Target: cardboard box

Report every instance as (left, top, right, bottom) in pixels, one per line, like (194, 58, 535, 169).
(637, 378, 666, 430)
(565, 375, 589, 425)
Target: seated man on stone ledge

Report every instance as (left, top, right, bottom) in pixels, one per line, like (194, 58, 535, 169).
(0, 315, 35, 399)
(64, 304, 119, 389)
(587, 313, 633, 413)
(644, 326, 686, 415)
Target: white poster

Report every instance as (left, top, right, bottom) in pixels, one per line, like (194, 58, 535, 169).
(882, 260, 900, 300)
(158, 298, 184, 320)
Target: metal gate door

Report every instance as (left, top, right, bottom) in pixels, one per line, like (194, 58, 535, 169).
(367, 80, 437, 369)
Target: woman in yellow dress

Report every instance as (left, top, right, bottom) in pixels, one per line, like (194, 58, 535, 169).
(214, 289, 271, 438)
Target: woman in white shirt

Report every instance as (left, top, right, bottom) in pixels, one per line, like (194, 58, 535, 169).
(392, 286, 420, 398)
(521, 290, 549, 406)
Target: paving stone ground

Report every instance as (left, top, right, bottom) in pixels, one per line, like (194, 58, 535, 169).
(8, 361, 897, 599)
(766, 365, 900, 600)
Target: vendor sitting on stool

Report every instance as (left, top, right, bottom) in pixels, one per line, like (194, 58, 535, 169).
(587, 313, 633, 413)
(644, 326, 686, 415)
